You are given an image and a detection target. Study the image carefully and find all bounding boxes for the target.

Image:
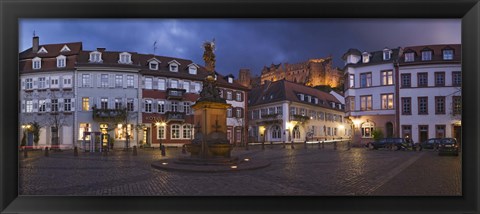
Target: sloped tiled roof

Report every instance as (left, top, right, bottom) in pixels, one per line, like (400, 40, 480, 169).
(399, 44, 461, 65)
(248, 79, 342, 111)
(342, 48, 400, 68)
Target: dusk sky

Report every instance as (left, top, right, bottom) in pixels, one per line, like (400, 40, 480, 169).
(19, 19, 461, 77)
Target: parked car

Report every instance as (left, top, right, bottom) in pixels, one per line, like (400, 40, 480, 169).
(368, 138, 408, 150)
(418, 138, 442, 151)
(438, 138, 459, 156)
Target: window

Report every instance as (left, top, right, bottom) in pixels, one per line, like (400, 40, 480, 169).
(435, 72, 445, 86)
(64, 99, 71, 111)
(158, 79, 166, 90)
(79, 123, 91, 140)
(417, 73, 428, 87)
(227, 108, 232, 117)
(100, 74, 108, 88)
(349, 74, 354, 88)
(183, 81, 190, 93)
(189, 66, 197, 74)
(402, 97, 411, 115)
(290, 107, 296, 115)
(271, 125, 281, 139)
(381, 70, 393, 85)
(361, 122, 374, 138)
(82, 74, 91, 87)
(383, 50, 391, 60)
(171, 101, 178, 112)
(82, 97, 90, 111)
(115, 75, 123, 88)
(421, 51, 432, 61)
(360, 95, 372, 111)
(435, 96, 445, 114)
(38, 100, 46, 112)
(435, 125, 446, 138)
(149, 62, 158, 70)
(26, 100, 33, 113)
(418, 97, 428, 115)
(227, 91, 233, 100)
(182, 124, 192, 139)
(158, 101, 165, 113)
(401, 74, 411, 88)
(50, 77, 59, 88)
(32, 57, 41, 69)
(171, 124, 181, 139)
(89, 51, 102, 63)
(360, 73, 372, 88)
(348, 97, 355, 111)
(183, 102, 191, 114)
(38, 77, 46, 89)
(443, 49, 454, 60)
(157, 126, 166, 139)
(118, 52, 131, 64)
(56, 55, 66, 68)
(236, 108, 242, 118)
(115, 124, 133, 140)
(63, 77, 72, 87)
(293, 126, 300, 139)
(276, 106, 282, 114)
(404, 52, 414, 62)
(101, 98, 108, 109)
(25, 78, 33, 90)
(381, 94, 394, 109)
(145, 100, 152, 112)
(362, 52, 370, 63)
(453, 96, 461, 115)
(452, 71, 461, 86)
(145, 77, 152, 89)
(318, 112, 324, 120)
(127, 98, 134, 111)
(115, 98, 122, 110)
(170, 64, 178, 72)
(236, 92, 242, 101)
(170, 79, 178, 88)
(194, 82, 201, 93)
(51, 99, 58, 112)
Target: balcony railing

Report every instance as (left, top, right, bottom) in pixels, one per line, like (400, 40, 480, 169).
(92, 108, 127, 122)
(256, 113, 283, 125)
(166, 88, 186, 100)
(166, 111, 185, 122)
(289, 114, 310, 123)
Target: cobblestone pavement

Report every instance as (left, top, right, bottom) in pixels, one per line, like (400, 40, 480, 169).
(18, 143, 461, 196)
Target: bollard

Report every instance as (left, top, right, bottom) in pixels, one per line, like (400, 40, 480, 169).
(161, 145, 166, 156)
(132, 146, 137, 156)
(23, 149, 28, 158)
(262, 141, 265, 150)
(44, 147, 49, 157)
(74, 146, 78, 157)
(333, 141, 337, 150)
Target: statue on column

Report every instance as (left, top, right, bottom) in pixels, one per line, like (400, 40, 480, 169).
(198, 39, 225, 103)
(203, 38, 216, 73)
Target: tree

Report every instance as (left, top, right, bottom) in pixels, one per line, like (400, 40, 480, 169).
(43, 91, 71, 150)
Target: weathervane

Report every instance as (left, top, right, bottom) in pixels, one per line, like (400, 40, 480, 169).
(153, 41, 157, 54)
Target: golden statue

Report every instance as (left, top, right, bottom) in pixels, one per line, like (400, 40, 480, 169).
(202, 38, 216, 73)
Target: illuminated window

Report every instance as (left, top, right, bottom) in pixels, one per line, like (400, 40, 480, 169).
(79, 123, 91, 140)
(82, 97, 90, 111)
(381, 94, 394, 110)
(381, 71, 393, 85)
(360, 95, 372, 111)
(115, 124, 133, 140)
(171, 124, 181, 139)
(271, 125, 281, 139)
(361, 122, 374, 138)
(157, 126, 166, 139)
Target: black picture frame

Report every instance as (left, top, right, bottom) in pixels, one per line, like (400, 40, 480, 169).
(1, 0, 479, 213)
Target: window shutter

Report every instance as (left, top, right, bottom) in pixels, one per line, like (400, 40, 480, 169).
(90, 74, 94, 88)
(152, 78, 158, 89)
(134, 98, 138, 111)
(141, 99, 145, 112)
(33, 77, 38, 89)
(141, 77, 145, 88)
(58, 98, 64, 112)
(109, 74, 115, 88)
(123, 75, 127, 89)
(96, 97, 100, 109)
(78, 74, 83, 88)
(152, 99, 157, 112)
(45, 77, 50, 88)
(45, 99, 51, 112)
(240, 92, 244, 102)
(97, 74, 101, 88)
(241, 108, 244, 118)
(166, 101, 171, 112)
(71, 99, 75, 111)
(179, 102, 184, 112)
(21, 80, 25, 90)
(109, 98, 114, 109)
(33, 99, 38, 112)
(21, 100, 25, 113)
(134, 75, 138, 89)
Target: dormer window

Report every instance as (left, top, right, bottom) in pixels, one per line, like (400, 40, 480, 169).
(298, 94, 304, 101)
(56, 55, 66, 68)
(188, 63, 198, 75)
(168, 60, 181, 72)
(37, 47, 48, 54)
(149, 62, 158, 70)
(443, 49, 454, 60)
(383, 49, 392, 60)
(32, 57, 41, 69)
(60, 45, 71, 52)
(118, 52, 132, 64)
(362, 52, 370, 63)
(89, 51, 102, 63)
(405, 52, 415, 62)
(228, 77, 233, 83)
(421, 50, 432, 61)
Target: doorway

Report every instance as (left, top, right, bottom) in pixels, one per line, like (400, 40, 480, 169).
(453, 125, 461, 147)
(386, 122, 394, 138)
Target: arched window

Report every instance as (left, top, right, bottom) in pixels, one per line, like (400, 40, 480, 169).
(293, 126, 301, 139)
(182, 124, 192, 139)
(271, 125, 281, 139)
(171, 124, 181, 139)
(361, 122, 374, 138)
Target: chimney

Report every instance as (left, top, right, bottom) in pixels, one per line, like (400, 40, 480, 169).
(32, 36, 39, 53)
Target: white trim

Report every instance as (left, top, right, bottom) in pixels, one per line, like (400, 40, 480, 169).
(60, 45, 71, 52)
(37, 47, 48, 54)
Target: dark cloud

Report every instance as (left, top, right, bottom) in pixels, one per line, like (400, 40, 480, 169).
(20, 19, 460, 77)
